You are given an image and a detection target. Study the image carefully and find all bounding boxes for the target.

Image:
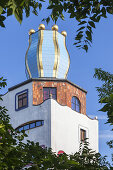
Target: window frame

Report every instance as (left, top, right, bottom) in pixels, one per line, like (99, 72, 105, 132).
(71, 96, 81, 113)
(80, 128, 86, 142)
(15, 89, 28, 111)
(43, 87, 57, 101)
(15, 120, 44, 132)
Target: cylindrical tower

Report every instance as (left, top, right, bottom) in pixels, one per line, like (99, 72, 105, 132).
(25, 24, 70, 79)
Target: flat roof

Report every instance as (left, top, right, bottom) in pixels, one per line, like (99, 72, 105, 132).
(8, 78, 87, 93)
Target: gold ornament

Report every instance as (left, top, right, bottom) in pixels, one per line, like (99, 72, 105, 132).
(52, 25, 58, 31)
(38, 24, 45, 30)
(29, 29, 35, 35)
(61, 31, 67, 37)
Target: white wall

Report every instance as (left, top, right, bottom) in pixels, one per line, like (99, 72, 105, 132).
(51, 99, 98, 155)
(1, 82, 51, 148)
(1, 83, 98, 155)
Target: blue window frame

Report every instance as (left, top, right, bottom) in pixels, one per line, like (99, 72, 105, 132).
(15, 89, 28, 111)
(71, 96, 80, 113)
(43, 87, 57, 101)
(16, 120, 44, 132)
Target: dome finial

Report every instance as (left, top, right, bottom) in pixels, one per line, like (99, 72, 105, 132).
(38, 24, 45, 30)
(52, 24, 58, 31)
(29, 29, 35, 35)
(61, 31, 67, 37)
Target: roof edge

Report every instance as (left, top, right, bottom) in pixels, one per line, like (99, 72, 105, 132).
(8, 78, 87, 93)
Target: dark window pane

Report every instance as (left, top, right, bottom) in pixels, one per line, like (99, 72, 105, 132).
(18, 100, 22, 108)
(23, 98, 27, 106)
(24, 124, 29, 130)
(18, 95, 23, 99)
(43, 88, 49, 100)
(76, 105, 80, 112)
(16, 120, 44, 132)
(71, 103, 75, 110)
(43, 88, 57, 101)
(19, 127, 24, 132)
(30, 123, 35, 129)
(22, 93, 27, 98)
(42, 121, 44, 125)
(18, 92, 27, 109)
(52, 94, 56, 100)
(71, 96, 80, 112)
(80, 129, 86, 142)
(50, 88, 55, 94)
(76, 98, 80, 105)
(84, 131, 86, 139)
(72, 97, 75, 103)
(36, 121, 42, 127)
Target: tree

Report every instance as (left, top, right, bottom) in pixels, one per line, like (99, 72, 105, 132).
(0, 0, 113, 51)
(94, 68, 113, 126)
(94, 68, 113, 163)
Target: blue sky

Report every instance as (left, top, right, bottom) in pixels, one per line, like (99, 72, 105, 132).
(0, 5, 113, 163)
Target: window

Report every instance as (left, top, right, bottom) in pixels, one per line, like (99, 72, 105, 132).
(71, 96, 80, 112)
(80, 129, 86, 142)
(43, 87, 57, 101)
(15, 89, 28, 111)
(16, 120, 44, 132)
(18, 93, 27, 109)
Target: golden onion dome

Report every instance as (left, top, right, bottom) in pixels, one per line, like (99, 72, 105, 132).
(38, 24, 45, 30)
(29, 29, 35, 35)
(52, 24, 58, 31)
(61, 31, 67, 37)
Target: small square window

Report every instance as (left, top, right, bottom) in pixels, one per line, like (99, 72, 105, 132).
(43, 87, 57, 101)
(15, 89, 28, 111)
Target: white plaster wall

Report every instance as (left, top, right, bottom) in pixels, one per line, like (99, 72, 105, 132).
(51, 99, 98, 155)
(1, 83, 51, 148)
(0, 84, 98, 154)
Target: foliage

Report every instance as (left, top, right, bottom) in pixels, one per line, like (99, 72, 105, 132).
(0, 77, 110, 169)
(20, 140, 110, 169)
(1, 0, 113, 51)
(94, 68, 113, 163)
(0, 77, 27, 169)
(94, 68, 113, 125)
(0, 0, 44, 26)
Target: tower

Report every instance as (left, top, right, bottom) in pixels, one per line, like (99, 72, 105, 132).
(1, 24, 98, 154)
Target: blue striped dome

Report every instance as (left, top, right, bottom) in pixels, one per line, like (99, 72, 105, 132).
(25, 26, 70, 79)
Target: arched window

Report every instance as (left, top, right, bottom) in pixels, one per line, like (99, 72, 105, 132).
(71, 96, 80, 112)
(15, 120, 44, 132)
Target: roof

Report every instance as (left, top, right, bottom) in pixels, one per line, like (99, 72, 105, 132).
(8, 78, 87, 93)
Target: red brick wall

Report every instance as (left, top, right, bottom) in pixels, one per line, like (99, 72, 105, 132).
(32, 81, 86, 115)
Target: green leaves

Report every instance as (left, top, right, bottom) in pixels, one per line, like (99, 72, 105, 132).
(94, 68, 113, 126)
(0, 6, 3, 15)
(88, 21, 95, 28)
(0, 15, 6, 27)
(1, 0, 113, 51)
(78, 21, 87, 25)
(0, 0, 44, 27)
(74, 18, 95, 52)
(45, 0, 113, 52)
